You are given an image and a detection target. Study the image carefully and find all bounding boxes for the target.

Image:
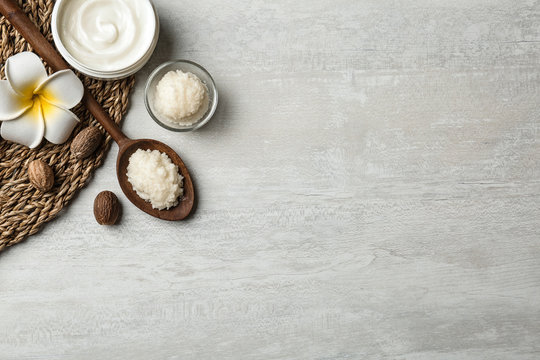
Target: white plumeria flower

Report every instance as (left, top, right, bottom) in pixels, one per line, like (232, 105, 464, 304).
(0, 52, 84, 148)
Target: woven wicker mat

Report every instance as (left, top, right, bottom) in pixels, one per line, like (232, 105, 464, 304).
(0, 0, 135, 251)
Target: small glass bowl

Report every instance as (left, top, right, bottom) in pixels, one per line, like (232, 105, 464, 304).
(144, 60, 218, 132)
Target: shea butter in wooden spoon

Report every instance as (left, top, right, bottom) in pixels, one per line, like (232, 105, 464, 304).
(116, 138, 194, 221)
(0, 0, 195, 221)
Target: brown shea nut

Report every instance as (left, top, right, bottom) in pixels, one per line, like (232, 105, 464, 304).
(71, 127, 102, 159)
(94, 191, 120, 225)
(28, 160, 54, 192)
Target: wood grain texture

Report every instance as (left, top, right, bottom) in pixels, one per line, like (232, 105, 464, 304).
(0, 0, 539, 359)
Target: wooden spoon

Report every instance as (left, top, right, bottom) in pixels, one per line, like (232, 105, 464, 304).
(0, 0, 195, 221)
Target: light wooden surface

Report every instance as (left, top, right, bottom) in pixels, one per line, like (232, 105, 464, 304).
(1, 0, 540, 359)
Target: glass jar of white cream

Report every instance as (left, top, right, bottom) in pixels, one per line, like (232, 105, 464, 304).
(51, 0, 159, 79)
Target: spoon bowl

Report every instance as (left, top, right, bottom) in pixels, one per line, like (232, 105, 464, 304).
(116, 139, 195, 221)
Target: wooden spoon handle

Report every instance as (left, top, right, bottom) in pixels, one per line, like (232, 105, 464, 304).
(0, 0, 128, 145)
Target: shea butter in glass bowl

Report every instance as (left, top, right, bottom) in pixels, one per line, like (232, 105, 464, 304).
(145, 60, 218, 132)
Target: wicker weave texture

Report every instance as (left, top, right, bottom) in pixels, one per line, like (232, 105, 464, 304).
(0, 0, 135, 250)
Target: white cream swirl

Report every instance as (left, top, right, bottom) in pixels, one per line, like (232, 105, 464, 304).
(57, 0, 155, 72)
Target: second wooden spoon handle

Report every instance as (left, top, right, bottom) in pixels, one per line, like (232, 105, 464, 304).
(0, 0, 128, 145)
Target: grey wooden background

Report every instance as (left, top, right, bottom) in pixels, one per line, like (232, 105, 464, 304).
(1, 0, 539, 359)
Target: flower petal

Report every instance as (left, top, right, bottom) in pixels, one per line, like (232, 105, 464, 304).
(0, 101, 44, 148)
(42, 100, 79, 144)
(35, 70, 84, 109)
(0, 80, 33, 120)
(5, 52, 48, 97)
